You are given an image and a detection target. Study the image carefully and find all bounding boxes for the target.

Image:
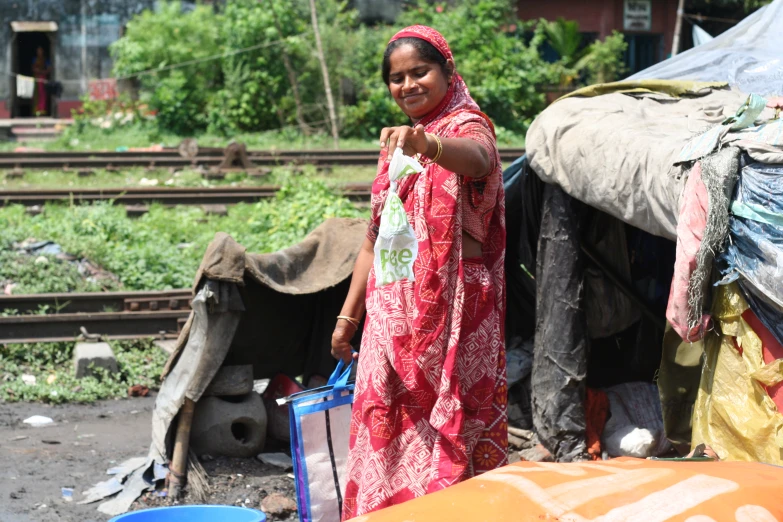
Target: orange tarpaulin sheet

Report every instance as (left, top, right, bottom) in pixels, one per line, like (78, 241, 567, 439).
(350, 458, 783, 522)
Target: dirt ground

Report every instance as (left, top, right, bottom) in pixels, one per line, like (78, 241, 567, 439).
(0, 395, 296, 522)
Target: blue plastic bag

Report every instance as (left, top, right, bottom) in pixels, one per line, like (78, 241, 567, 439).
(281, 360, 354, 522)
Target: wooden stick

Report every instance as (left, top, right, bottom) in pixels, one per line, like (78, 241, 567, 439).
(672, 0, 686, 56)
(309, 0, 340, 149)
(168, 397, 196, 498)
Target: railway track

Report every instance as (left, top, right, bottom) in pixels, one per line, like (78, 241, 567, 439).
(0, 289, 191, 344)
(0, 147, 526, 170)
(0, 184, 373, 207)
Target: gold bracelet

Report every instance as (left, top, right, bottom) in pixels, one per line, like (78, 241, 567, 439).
(337, 315, 360, 329)
(420, 133, 442, 165)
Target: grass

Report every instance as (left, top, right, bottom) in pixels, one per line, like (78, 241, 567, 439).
(0, 122, 526, 153)
(0, 125, 381, 153)
(0, 339, 168, 403)
(0, 164, 376, 190)
(0, 176, 369, 291)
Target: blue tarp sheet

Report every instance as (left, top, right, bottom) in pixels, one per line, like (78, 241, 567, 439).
(720, 162, 783, 345)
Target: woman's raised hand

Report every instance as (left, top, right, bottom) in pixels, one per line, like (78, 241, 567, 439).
(379, 125, 430, 158)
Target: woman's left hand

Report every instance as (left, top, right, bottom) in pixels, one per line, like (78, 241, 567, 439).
(379, 125, 429, 158)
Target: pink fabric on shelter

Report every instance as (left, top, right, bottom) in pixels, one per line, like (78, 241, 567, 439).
(666, 162, 712, 341)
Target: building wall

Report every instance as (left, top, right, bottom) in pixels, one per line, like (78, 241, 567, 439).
(518, 0, 678, 56)
(0, 0, 156, 118)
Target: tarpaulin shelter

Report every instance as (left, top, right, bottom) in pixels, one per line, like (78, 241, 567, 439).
(520, 0, 783, 463)
(91, 218, 367, 516)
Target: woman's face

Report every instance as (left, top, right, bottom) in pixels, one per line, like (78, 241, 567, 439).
(387, 44, 451, 121)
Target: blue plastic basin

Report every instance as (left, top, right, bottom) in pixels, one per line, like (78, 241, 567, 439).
(109, 505, 267, 522)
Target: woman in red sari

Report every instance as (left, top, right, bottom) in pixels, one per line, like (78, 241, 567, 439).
(331, 25, 507, 519)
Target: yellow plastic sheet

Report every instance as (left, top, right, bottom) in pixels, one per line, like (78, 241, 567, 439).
(691, 282, 783, 464)
(557, 79, 728, 102)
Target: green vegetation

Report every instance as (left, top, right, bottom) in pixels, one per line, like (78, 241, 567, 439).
(542, 18, 628, 88)
(0, 177, 368, 291)
(0, 340, 168, 403)
(0, 164, 376, 190)
(104, 0, 572, 140)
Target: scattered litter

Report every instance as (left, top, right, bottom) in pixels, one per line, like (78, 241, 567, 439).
(602, 382, 671, 458)
(128, 385, 149, 397)
(253, 378, 270, 395)
(23, 415, 53, 427)
(286, 473, 295, 479)
(62, 487, 74, 502)
(98, 468, 156, 516)
(46, 374, 57, 385)
(77, 434, 95, 439)
(152, 461, 168, 482)
(21, 374, 36, 386)
(138, 177, 159, 187)
(10, 435, 28, 441)
(23, 240, 62, 256)
(506, 339, 534, 387)
(130, 410, 139, 415)
(257, 452, 293, 470)
(78, 477, 123, 505)
(106, 457, 147, 480)
(156, 490, 167, 498)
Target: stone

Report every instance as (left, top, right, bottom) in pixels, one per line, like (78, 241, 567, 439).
(203, 365, 254, 397)
(190, 393, 267, 458)
(261, 493, 297, 519)
(73, 342, 118, 378)
(257, 452, 293, 470)
(153, 340, 177, 355)
(519, 443, 554, 463)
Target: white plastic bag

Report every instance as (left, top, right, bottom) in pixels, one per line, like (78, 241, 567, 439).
(374, 148, 423, 287)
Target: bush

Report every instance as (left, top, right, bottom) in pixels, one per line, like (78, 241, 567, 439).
(109, 0, 555, 138)
(110, 1, 222, 134)
(577, 31, 628, 85)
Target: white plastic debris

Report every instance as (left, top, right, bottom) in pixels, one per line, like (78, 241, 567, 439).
(21, 374, 37, 386)
(23, 415, 54, 427)
(257, 452, 293, 470)
(138, 177, 159, 187)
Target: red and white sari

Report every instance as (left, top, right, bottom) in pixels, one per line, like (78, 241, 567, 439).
(343, 25, 507, 520)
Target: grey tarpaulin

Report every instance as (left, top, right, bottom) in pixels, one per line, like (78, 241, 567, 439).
(628, 0, 783, 97)
(526, 86, 780, 240)
(532, 184, 590, 462)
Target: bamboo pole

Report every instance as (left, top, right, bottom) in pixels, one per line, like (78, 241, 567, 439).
(671, 0, 686, 56)
(309, 0, 340, 149)
(168, 398, 196, 498)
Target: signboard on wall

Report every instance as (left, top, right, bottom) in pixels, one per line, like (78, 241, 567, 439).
(624, 0, 652, 31)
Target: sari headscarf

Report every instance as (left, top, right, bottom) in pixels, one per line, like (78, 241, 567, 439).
(345, 25, 506, 519)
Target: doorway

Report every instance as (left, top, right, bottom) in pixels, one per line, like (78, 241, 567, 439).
(10, 23, 57, 118)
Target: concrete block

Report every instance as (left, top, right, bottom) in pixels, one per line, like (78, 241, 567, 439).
(191, 392, 267, 458)
(204, 365, 254, 397)
(73, 342, 118, 378)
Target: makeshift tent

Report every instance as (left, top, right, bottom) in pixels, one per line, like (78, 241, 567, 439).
(522, 0, 783, 463)
(91, 218, 367, 516)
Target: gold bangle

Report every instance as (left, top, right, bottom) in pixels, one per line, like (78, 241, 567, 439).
(420, 133, 442, 165)
(337, 315, 360, 329)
